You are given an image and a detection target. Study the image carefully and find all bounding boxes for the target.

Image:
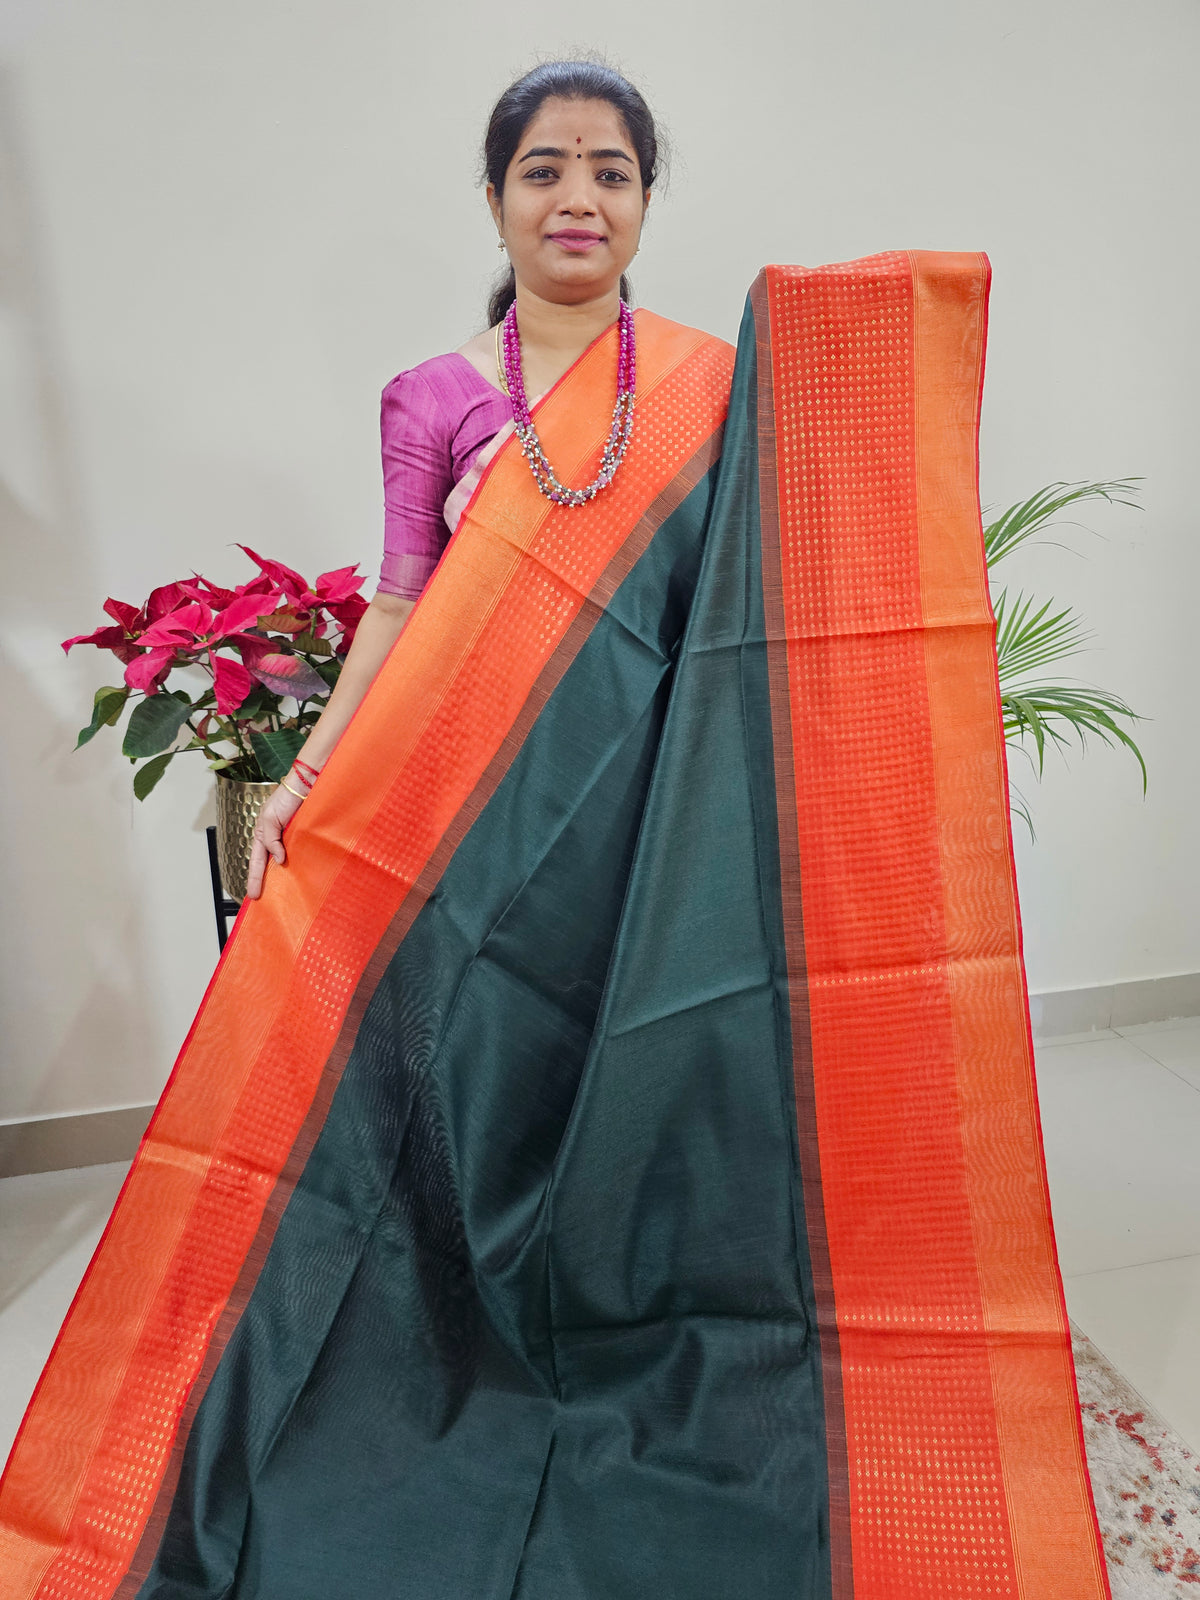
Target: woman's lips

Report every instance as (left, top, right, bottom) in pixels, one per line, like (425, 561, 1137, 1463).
(548, 231, 605, 253)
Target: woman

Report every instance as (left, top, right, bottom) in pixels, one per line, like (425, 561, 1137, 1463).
(243, 62, 673, 899)
(0, 61, 1111, 1600)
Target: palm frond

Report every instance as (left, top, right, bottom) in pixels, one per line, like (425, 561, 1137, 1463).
(1007, 778, 1037, 844)
(984, 477, 1148, 824)
(994, 588, 1094, 682)
(983, 478, 1143, 567)
(1000, 680, 1148, 793)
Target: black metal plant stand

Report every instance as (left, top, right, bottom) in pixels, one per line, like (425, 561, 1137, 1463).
(206, 825, 241, 951)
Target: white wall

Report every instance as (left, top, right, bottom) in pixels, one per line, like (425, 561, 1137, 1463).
(1, 0, 1195, 1120)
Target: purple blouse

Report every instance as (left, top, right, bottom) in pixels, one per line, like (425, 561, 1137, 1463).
(377, 352, 512, 600)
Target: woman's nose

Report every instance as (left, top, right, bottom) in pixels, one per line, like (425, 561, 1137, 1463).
(557, 175, 597, 215)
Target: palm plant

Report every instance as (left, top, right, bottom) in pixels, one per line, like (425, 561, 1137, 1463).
(985, 479, 1147, 838)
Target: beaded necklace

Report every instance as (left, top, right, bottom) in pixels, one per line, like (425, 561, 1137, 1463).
(498, 300, 637, 508)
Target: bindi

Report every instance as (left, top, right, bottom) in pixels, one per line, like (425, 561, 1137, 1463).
(576, 137, 582, 156)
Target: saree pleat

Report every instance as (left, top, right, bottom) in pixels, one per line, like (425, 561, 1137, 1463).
(0, 261, 1111, 1599)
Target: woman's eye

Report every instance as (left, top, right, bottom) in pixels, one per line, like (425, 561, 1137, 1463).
(524, 167, 557, 181)
(598, 170, 631, 184)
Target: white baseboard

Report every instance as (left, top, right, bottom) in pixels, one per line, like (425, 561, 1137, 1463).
(1029, 971, 1200, 1041)
(0, 1104, 155, 1181)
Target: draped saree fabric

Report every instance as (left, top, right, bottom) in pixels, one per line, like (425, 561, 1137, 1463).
(0, 256, 1111, 1599)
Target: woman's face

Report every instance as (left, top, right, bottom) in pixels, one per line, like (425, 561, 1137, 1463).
(488, 96, 649, 309)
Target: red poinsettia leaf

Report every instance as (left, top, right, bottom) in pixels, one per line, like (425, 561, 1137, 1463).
(330, 606, 365, 652)
(145, 581, 191, 622)
(313, 564, 365, 604)
(61, 624, 129, 654)
(249, 651, 329, 701)
(188, 571, 239, 606)
(179, 579, 231, 610)
(137, 619, 190, 648)
(124, 647, 176, 695)
(231, 632, 274, 667)
(102, 597, 145, 632)
(210, 590, 278, 639)
(236, 544, 308, 600)
(211, 572, 285, 606)
(210, 652, 255, 715)
(140, 600, 212, 648)
(329, 593, 368, 627)
(241, 573, 281, 598)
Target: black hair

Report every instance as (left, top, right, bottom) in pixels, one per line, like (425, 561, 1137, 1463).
(482, 58, 663, 326)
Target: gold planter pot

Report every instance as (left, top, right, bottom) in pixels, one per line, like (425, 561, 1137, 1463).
(214, 776, 278, 901)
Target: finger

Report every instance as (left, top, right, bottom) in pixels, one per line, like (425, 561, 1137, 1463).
(245, 842, 263, 898)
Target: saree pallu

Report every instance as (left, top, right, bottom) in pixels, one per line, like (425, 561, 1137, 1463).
(0, 254, 1111, 1599)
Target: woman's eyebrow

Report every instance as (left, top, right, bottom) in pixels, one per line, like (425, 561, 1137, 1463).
(517, 146, 634, 163)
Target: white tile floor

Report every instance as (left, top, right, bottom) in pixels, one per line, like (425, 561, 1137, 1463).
(2, 1018, 1199, 1463)
(1037, 1016, 1200, 1453)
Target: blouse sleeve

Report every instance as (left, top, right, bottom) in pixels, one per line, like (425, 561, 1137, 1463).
(377, 367, 455, 600)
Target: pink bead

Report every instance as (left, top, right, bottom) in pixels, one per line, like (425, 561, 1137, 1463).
(504, 301, 635, 506)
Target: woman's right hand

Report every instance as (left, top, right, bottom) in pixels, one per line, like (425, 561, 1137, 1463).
(245, 782, 307, 901)
(238, 591, 416, 903)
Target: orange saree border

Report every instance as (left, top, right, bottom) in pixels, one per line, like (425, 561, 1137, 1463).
(0, 313, 735, 1600)
(756, 253, 1110, 1598)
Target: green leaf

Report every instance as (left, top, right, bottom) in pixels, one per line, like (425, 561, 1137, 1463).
(235, 683, 278, 721)
(313, 657, 342, 690)
(994, 589, 1094, 684)
(249, 726, 306, 781)
(983, 478, 1143, 568)
(986, 477, 1148, 828)
(121, 692, 194, 759)
(133, 751, 174, 800)
(1001, 679, 1149, 793)
(75, 685, 129, 749)
(292, 631, 333, 656)
(1007, 778, 1036, 844)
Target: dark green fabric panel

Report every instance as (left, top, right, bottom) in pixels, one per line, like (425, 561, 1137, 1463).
(507, 302, 831, 1600)
(137, 304, 832, 1599)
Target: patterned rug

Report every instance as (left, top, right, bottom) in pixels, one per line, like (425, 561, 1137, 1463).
(1074, 1322, 1200, 1594)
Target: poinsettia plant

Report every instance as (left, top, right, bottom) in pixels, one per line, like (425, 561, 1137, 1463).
(62, 545, 368, 799)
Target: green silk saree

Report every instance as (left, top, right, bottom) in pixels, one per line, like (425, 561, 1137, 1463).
(0, 255, 1111, 1600)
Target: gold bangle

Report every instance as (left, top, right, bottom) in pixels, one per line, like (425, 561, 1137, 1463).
(279, 777, 308, 800)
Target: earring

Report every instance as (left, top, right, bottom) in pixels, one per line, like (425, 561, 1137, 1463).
(497, 237, 507, 251)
